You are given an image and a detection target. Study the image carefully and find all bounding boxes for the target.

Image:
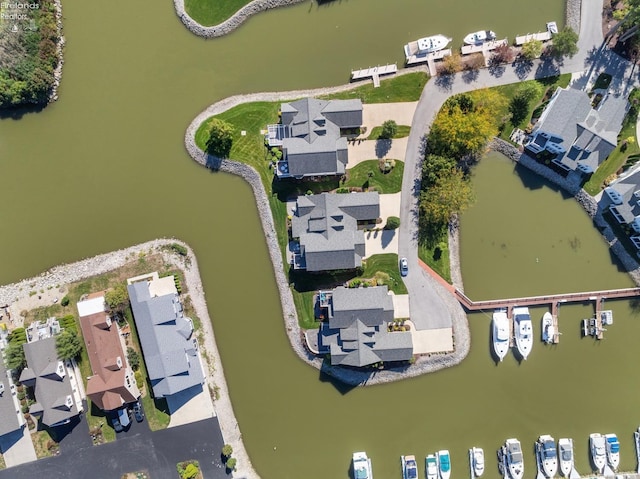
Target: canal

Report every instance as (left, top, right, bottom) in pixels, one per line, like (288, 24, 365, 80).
(5, 1, 639, 479)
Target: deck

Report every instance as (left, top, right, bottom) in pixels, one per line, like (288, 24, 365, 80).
(515, 31, 552, 45)
(351, 64, 397, 87)
(406, 49, 452, 76)
(461, 38, 508, 56)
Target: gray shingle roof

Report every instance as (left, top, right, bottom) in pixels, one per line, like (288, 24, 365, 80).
(319, 286, 413, 367)
(20, 338, 78, 427)
(291, 192, 379, 272)
(128, 281, 204, 398)
(530, 87, 628, 174)
(0, 361, 22, 437)
(279, 98, 362, 177)
(602, 167, 640, 223)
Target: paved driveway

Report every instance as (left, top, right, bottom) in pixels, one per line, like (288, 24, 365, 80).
(0, 418, 227, 479)
(361, 102, 419, 134)
(0, 427, 36, 467)
(347, 138, 408, 166)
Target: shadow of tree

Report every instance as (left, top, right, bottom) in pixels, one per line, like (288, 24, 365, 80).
(462, 69, 479, 83)
(0, 103, 45, 120)
(488, 64, 506, 77)
(514, 58, 533, 79)
(434, 74, 454, 91)
(375, 138, 392, 158)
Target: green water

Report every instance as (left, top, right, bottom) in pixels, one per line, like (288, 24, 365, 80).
(6, 1, 639, 479)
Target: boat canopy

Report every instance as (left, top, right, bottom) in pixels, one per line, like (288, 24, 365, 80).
(560, 445, 572, 461)
(440, 454, 450, 471)
(544, 441, 557, 457)
(508, 443, 523, 463)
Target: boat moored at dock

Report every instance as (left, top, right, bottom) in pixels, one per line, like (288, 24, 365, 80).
(502, 438, 524, 479)
(404, 34, 451, 60)
(541, 312, 555, 344)
(469, 447, 485, 477)
(437, 450, 451, 479)
(426, 454, 438, 479)
(463, 30, 496, 45)
(402, 455, 419, 479)
(590, 433, 606, 474)
(353, 452, 373, 479)
(536, 435, 558, 478)
(604, 434, 620, 471)
(492, 309, 510, 362)
(513, 307, 533, 360)
(558, 438, 575, 477)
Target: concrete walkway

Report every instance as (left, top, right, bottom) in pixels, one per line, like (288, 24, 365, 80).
(0, 427, 36, 468)
(347, 137, 408, 166)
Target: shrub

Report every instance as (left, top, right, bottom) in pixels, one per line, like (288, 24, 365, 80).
(60, 296, 70, 307)
(379, 120, 398, 139)
(21, 403, 30, 414)
(384, 216, 400, 230)
(222, 444, 233, 458)
(226, 458, 237, 472)
(134, 371, 143, 389)
(127, 347, 140, 371)
(336, 187, 350, 194)
(169, 243, 188, 257)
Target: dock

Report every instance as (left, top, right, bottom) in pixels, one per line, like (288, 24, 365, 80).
(351, 64, 397, 87)
(406, 49, 452, 76)
(461, 38, 508, 56)
(515, 21, 557, 45)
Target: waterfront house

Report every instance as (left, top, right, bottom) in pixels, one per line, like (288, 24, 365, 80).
(290, 191, 380, 272)
(127, 272, 204, 400)
(525, 87, 628, 180)
(600, 167, 640, 250)
(19, 322, 81, 428)
(318, 286, 413, 367)
(0, 360, 25, 439)
(268, 97, 363, 179)
(78, 294, 140, 411)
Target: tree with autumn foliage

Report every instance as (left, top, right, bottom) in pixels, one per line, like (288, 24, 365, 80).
(420, 167, 475, 226)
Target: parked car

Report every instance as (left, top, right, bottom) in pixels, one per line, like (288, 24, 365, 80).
(133, 400, 144, 423)
(111, 415, 123, 433)
(117, 407, 131, 430)
(400, 257, 409, 276)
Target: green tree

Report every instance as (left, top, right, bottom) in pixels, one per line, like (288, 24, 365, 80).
(4, 342, 26, 371)
(181, 463, 199, 479)
(420, 168, 475, 226)
(127, 347, 140, 371)
(55, 329, 83, 360)
(205, 118, 234, 158)
(226, 457, 237, 471)
(550, 27, 579, 59)
(222, 444, 233, 458)
(60, 295, 70, 307)
(422, 155, 457, 187)
(509, 82, 543, 125)
(105, 282, 129, 315)
(384, 216, 400, 230)
(379, 120, 398, 139)
(520, 39, 543, 60)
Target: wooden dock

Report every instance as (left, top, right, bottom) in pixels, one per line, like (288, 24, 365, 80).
(461, 38, 508, 56)
(406, 49, 452, 76)
(351, 64, 397, 87)
(515, 31, 552, 45)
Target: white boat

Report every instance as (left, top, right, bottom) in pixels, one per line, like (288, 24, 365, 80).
(505, 438, 524, 479)
(493, 309, 510, 362)
(402, 455, 419, 479)
(437, 450, 451, 479)
(536, 435, 558, 478)
(404, 34, 451, 59)
(513, 307, 533, 360)
(426, 454, 438, 479)
(463, 30, 496, 45)
(353, 452, 373, 479)
(604, 434, 620, 471)
(558, 438, 574, 477)
(589, 433, 606, 474)
(542, 312, 555, 344)
(469, 447, 485, 477)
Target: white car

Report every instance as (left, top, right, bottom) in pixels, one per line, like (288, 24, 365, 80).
(400, 257, 409, 276)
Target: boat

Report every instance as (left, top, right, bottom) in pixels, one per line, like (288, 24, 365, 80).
(426, 454, 438, 479)
(558, 438, 574, 477)
(353, 452, 373, 479)
(492, 309, 510, 362)
(469, 447, 485, 477)
(404, 34, 451, 59)
(542, 312, 555, 344)
(504, 438, 524, 479)
(402, 455, 419, 479)
(536, 435, 558, 478)
(513, 307, 533, 360)
(634, 427, 640, 474)
(463, 30, 497, 45)
(604, 434, 620, 471)
(437, 450, 451, 479)
(589, 433, 606, 474)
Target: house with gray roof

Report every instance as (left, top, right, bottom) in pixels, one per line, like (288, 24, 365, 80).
(599, 167, 640, 250)
(268, 97, 363, 179)
(127, 272, 204, 400)
(525, 87, 628, 178)
(0, 361, 24, 438)
(291, 192, 380, 272)
(19, 337, 79, 427)
(318, 286, 413, 367)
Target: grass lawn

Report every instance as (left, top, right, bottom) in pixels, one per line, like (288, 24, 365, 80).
(184, 0, 251, 26)
(293, 291, 318, 330)
(367, 125, 411, 140)
(418, 237, 451, 284)
(343, 160, 404, 194)
(32, 429, 58, 458)
(497, 73, 571, 142)
(0, 453, 4, 469)
(321, 72, 428, 103)
(361, 253, 407, 295)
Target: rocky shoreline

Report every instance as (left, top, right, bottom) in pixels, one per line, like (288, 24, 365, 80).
(173, 0, 306, 38)
(49, 0, 65, 103)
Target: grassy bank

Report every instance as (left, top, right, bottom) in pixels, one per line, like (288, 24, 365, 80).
(184, 0, 252, 27)
(321, 72, 427, 103)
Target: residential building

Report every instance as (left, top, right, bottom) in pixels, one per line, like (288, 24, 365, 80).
(19, 323, 81, 427)
(291, 191, 380, 272)
(78, 294, 140, 411)
(0, 360, 25, 439)
(525, 87, 628, 179)
(318, 286, 413, 367)
(127, 272, 204, 399)
(268, 97, 363, 179)
(600, 167, 640, 250)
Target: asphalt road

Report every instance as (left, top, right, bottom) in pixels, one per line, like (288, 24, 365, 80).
(0, 418, 228, 479)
